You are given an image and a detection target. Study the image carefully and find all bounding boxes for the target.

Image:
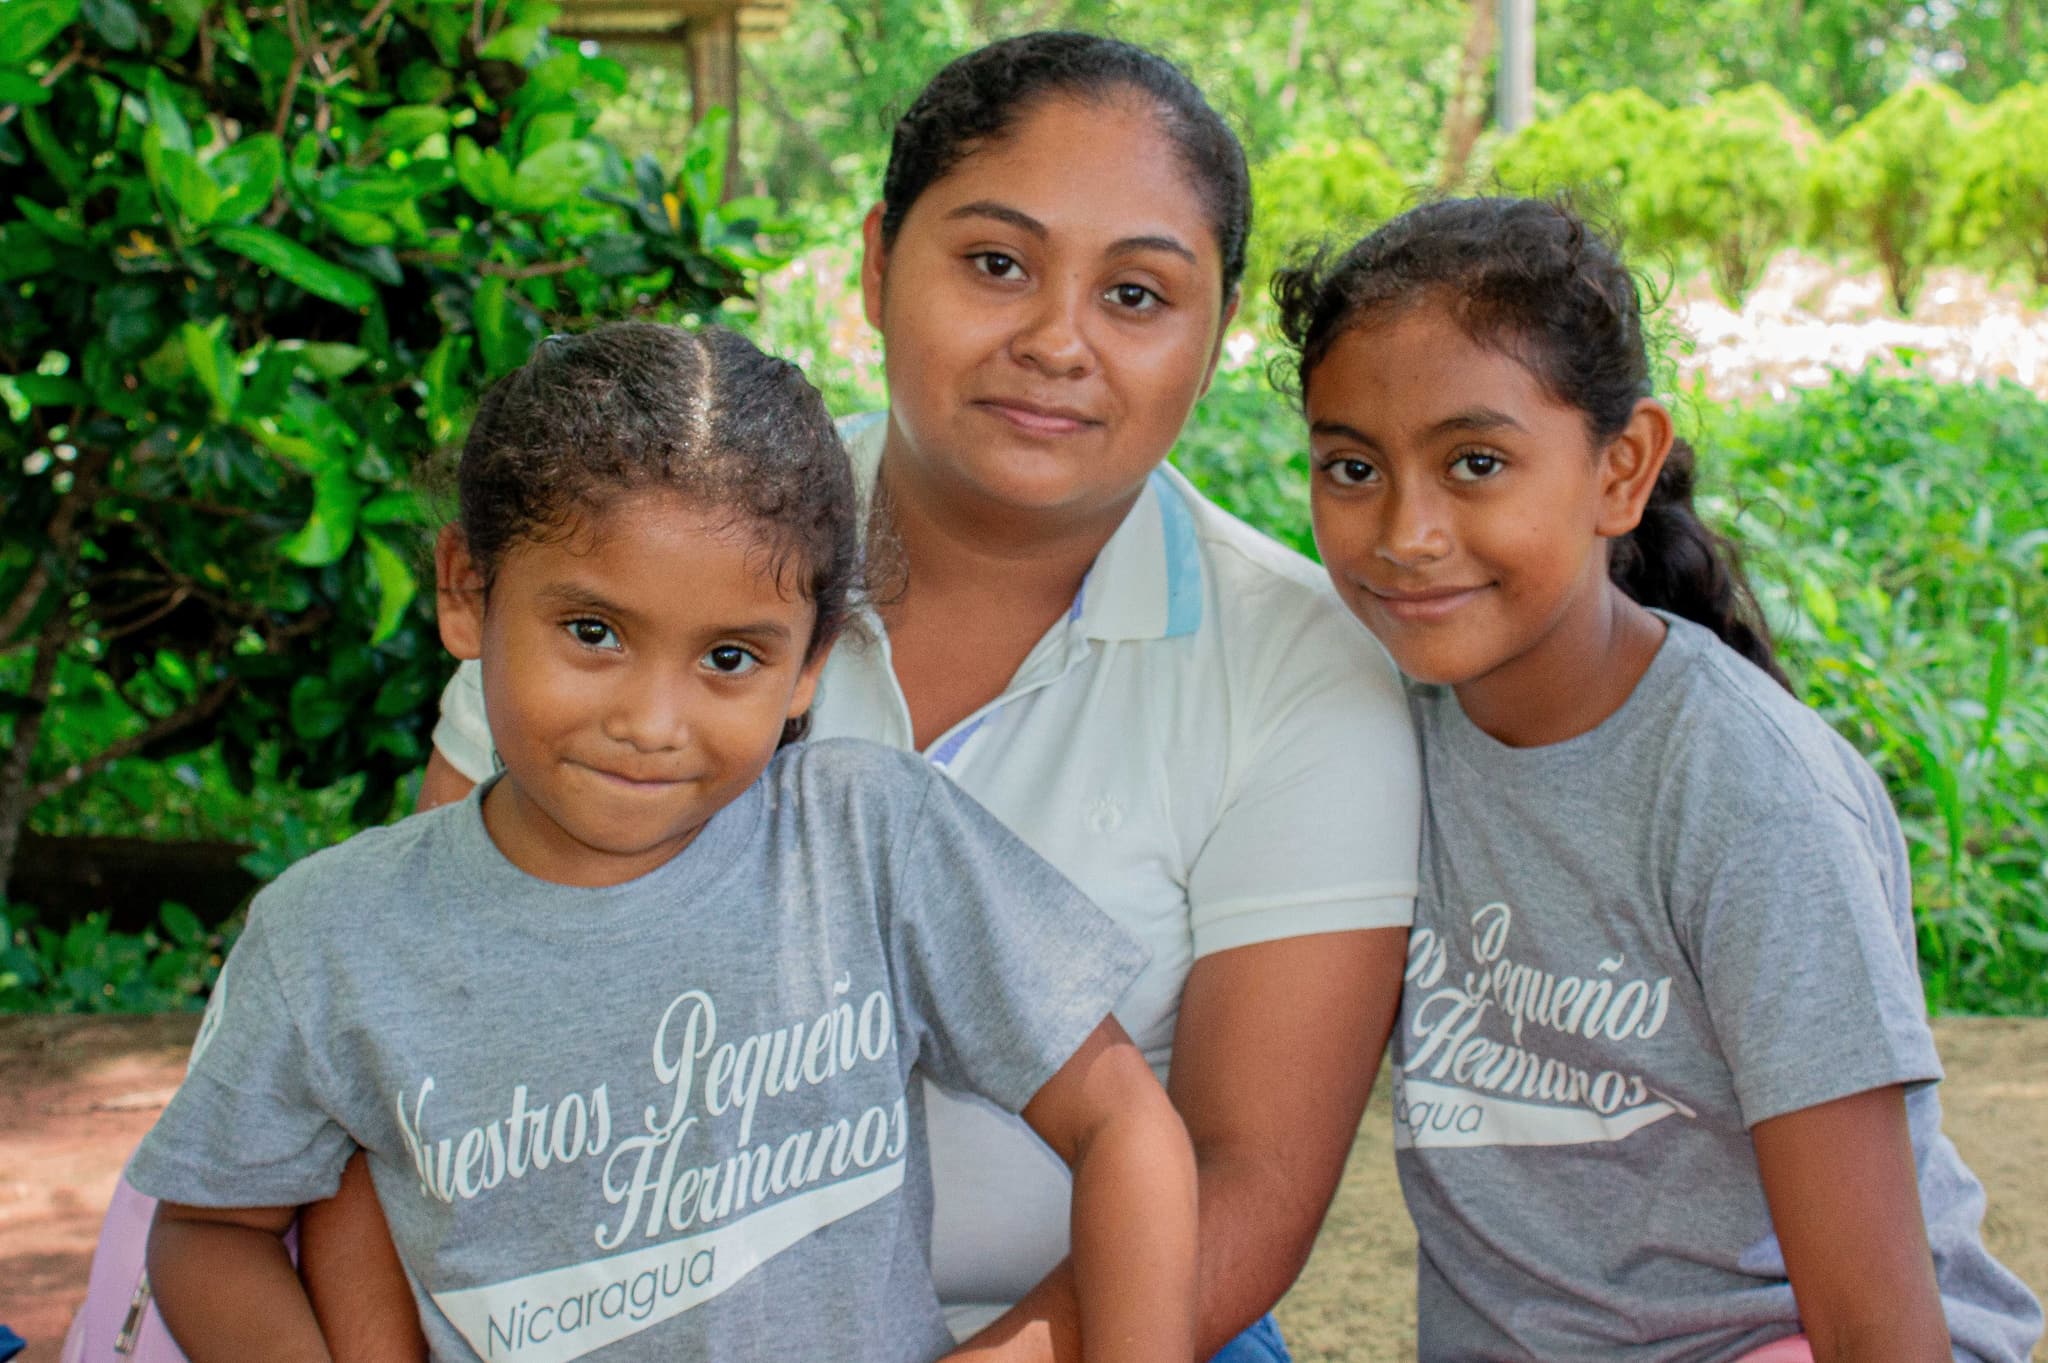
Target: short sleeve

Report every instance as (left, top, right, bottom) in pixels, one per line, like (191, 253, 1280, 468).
(127, 907, 355, 1208)
(883, 769, 1148, 1114)
(1692, 797, 1942, 1128)
(1187, 612, 1420, 958)
(432, 660, 495, 783)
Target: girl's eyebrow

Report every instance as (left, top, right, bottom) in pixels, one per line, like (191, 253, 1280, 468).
(1311, 407, 1525, 449)
(1429, 407, 1525, 435)
(944, 199, 1198, 265)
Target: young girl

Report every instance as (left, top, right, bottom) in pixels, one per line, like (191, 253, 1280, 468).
(1277, 198, 2043, 1362)
(126, 323, 1197, 1363)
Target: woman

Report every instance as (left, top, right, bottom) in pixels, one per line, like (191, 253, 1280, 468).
(87, 31, 1419, 1363)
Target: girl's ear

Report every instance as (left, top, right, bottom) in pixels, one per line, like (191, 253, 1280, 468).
(436, 526, 486, 660)
(1596, 397, 1675, 539)
(859, 203, 888, 333)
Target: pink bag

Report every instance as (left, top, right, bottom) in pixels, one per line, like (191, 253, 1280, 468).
(60, 1173, 296, 1363)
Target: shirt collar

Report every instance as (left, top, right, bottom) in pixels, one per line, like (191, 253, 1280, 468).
(840, 412, 1204, 644)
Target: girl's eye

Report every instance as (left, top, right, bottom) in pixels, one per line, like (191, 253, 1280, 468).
(704, 645, 760, 676)
(971, 252, 1024, 281)
(1322, 457, 1378, 488)
(1451, 451, 1504, 481)
(567, 618, 620, 650)
(1105, 282, 1161, 311)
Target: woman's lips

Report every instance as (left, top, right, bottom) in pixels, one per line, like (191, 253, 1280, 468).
(974, 398, 1101, 437)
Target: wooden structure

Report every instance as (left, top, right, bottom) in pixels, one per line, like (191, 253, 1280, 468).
(552, 0, 797, 169)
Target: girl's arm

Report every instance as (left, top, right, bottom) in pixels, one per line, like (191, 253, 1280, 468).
(952, 1017, 1198, 1363)
(1751, 1084, 1950, 1362)
(149, 1201, 330, 1363)
(299, 1151, 428, 1363)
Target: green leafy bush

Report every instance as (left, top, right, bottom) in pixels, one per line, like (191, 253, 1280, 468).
(1, 898, 237, 1012)
(1938, 82, 2048, 289)
(1698, 369, 2048, 1013)
(1807, 82, 1976, 311)
(1488, 87, 1673, 249)
(1640, 85, 1820, 303)
(1246, 139, 1411, 313)
(0, 0, 789, 902)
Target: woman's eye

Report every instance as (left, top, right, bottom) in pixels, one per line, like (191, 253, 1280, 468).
(704, 645, 760, 675)
(1323, 458, 1377, 487)
(567, 619, 620, 650)
(971, 252, 1023, 280)
(1450, 451, 1504, 481)
(1106, 282, 1161, 311)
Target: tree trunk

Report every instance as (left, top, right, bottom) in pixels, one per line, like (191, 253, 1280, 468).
(1438, 0, 1498, 190)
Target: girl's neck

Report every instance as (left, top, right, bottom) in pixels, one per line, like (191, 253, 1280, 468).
(1456, 584, 1668, 749)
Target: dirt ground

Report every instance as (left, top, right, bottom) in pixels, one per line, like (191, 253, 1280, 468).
(2, 1015, 2042, 1361)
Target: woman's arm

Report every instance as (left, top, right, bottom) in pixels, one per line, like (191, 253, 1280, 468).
(953, 1017, 1197, 1363)
(416, 746, 477, 812)
(1752, 1085, 1950, 1362)
(299, 1151, 427, 1363)
(1165, 928, 1407, 1354)
(958, 928, 1406, 1361)
(150, 1201, 329, 1363)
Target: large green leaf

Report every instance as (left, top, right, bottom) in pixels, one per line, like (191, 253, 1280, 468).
(143, 68, 192, 153)
(212, 225, 377, 309)
(144, 129, 222, 225)
(278, 462, 366, 566)
(209, 133, 281, 224)
(79, 0, 140, 51)
(0, 0, 80, 66)
(179, 318, 240, 420)
(361, 532, 417, 644)
(513, 139, 603, 211)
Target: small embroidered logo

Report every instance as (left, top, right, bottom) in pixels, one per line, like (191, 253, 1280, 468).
(1085, 795, 1124, 834)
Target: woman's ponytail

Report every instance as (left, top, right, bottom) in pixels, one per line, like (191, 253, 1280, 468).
(1609, 438, 1791, 690)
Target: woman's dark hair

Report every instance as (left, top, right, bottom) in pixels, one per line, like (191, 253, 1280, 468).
(1273, 196, 1789, 688)
(454, 322, 860, 742)
(880, 31, 1252, 304)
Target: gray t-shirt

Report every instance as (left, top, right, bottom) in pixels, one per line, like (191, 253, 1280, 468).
(130, 739, 1146, 1363)
(1394, 614, 2042, 1363)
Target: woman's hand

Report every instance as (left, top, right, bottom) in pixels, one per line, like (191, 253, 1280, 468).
(954, 1017, 1198, 1363)
(1752, 1084, 1950, 1362)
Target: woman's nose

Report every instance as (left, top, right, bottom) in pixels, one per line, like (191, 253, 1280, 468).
(1009, 282, 1094, 377)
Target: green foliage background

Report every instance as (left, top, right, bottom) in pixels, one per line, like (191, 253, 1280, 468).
(4, 0, 2046, 1017)
(0, 0, 791, 1009)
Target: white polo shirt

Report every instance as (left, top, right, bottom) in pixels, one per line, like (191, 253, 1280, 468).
(431, 412, 1420, 1331)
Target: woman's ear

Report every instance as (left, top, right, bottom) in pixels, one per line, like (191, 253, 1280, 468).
(1596, 397, 1675, 538)
(435, 526, 486, 660)
(859, 203, 888, 333)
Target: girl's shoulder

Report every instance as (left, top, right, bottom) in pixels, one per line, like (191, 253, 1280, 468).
(1648, 616, 1895, 840)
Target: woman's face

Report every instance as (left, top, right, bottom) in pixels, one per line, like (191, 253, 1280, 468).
(863, 93, 1233, 528)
